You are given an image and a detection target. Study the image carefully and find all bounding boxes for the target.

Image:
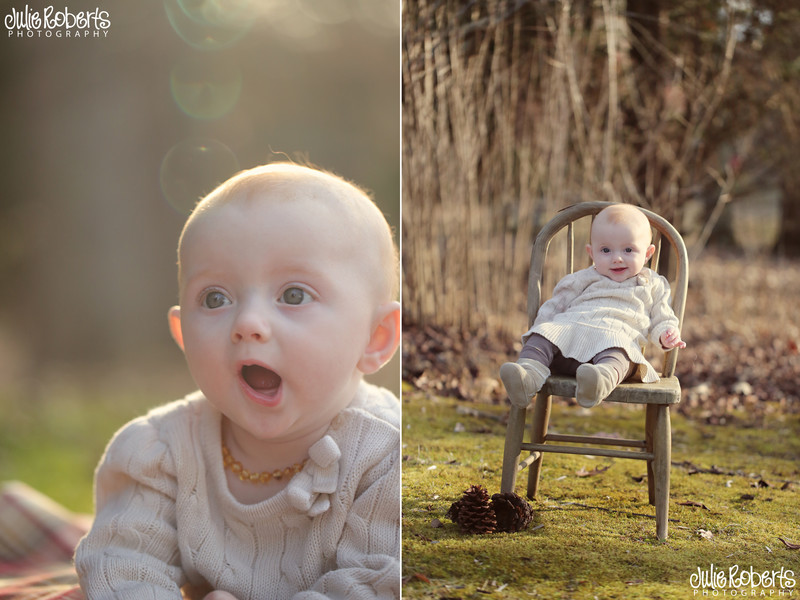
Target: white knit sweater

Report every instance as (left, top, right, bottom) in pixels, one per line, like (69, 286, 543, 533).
(74, 381, 400, 600)
(523, 266, 679, 382)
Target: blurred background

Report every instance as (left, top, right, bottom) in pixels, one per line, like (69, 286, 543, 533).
(0, 0, 399, 513)
(402, 1, 800, 419)
(403, 0, 799, 335)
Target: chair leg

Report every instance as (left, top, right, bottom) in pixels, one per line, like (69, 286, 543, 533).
(526, 392, 552, 500)
(652, 405, 672, 541)
(645, 404, 656, 505)
(500, 405, 526, 494)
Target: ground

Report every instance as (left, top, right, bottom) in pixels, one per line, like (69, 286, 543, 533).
(401, 391, 800, 599)
(401, 251, 800, 599)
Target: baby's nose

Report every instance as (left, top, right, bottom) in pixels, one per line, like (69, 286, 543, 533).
(232, 303, 271, 343)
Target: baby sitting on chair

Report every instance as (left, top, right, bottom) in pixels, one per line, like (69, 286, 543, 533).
(500, 203, 686, 409)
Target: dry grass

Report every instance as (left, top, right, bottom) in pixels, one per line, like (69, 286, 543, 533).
(684, 252, 800, 342)
(402, 1, 745, 333)
(676, 252, 800, 420)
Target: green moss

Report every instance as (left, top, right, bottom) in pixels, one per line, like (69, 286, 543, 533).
(402, 392, 800, 599)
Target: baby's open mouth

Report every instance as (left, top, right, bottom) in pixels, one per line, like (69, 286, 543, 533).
(241, 364, 282, 393)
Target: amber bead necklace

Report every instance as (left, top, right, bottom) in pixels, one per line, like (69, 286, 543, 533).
(222, 443, 307, 484)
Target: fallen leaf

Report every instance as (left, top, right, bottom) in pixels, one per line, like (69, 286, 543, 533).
(678, 500, 709, 510)
(678, 461, 735, 476)
(752, 479, 771, 488)
(778, 537, 800, 550)
(781, 481, 793, 490)
(631, 475, 646, 483)
(411, 573, 431, 583)
(576, 465, 611, 477)
(740, 494, 755, 500)
(697, 529, 714, 540)
(430, 518, 443, 528)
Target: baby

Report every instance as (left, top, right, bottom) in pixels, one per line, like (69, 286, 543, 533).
(75, 163, 402, 599)
(501, 203, 686, 409)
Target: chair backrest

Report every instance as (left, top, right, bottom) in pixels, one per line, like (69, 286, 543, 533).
(527, 202, 689, 378)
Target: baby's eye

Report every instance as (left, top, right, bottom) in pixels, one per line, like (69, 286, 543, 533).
(202, 290, 231, 309)
(280, 287, 313, 306)
(625, 247, 634, 253)
(601, 247, 611, 253)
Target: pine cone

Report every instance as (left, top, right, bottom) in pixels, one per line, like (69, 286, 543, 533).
(446, 485, 497, 534)
(491, 492, 534, 533)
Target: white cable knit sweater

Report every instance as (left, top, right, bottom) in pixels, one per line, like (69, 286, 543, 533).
(74, 381, 400, 600)
(522, 266, 680, 382)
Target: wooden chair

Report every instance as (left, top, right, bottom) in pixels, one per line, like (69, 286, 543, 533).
(500, 201, 688, 540)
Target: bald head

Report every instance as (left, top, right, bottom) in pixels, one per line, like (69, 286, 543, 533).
(591, 204, 652, 246)
(177, 163, 399, 302)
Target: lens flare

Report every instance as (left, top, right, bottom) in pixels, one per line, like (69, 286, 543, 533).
(160, 138, 240, 214)
(164, 0, 253, 51)
(170, 56, 242, 120)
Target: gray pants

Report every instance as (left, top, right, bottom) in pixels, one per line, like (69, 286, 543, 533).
(520, 333, 636, 384)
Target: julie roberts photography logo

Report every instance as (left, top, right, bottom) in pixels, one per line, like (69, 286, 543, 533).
(5, 5, 110, 38)
(691, 564, 796, 597)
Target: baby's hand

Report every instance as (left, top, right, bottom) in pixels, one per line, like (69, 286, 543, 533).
(203, 592, 239, 600)
(660, 328, 686, 350)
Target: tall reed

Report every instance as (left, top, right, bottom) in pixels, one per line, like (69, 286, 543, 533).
(402, 0, 739, 334)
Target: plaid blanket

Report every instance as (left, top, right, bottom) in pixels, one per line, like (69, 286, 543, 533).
(0, 482, 88, 600)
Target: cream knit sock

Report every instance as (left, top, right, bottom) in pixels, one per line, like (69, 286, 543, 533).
(575, 363, 618, 408)
(500, 359, 550, 408)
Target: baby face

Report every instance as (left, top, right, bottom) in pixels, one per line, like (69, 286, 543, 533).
(586, 216, 655, 283)
(172, 192, 387, 446)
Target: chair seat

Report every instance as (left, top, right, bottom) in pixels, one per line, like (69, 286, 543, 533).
(541, 374, 681, 405)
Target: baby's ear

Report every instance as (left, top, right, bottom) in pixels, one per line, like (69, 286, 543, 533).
(168, 306, 185, 351)
(358, 301, 401, 375)
(646, 243, 656, 262)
